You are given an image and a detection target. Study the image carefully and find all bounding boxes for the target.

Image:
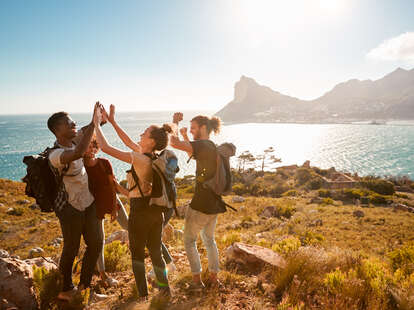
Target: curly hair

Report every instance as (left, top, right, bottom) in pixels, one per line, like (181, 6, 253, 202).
(191, 115, 221, 135)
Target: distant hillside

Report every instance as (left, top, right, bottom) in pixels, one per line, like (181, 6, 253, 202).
(216, 67, 414, 123)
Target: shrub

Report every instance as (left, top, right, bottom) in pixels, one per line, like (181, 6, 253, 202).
(33, 265, 62, 310)
(388, 242, 414, 276)
(360, 178, 395, 195)
(7, 207, 24, 216)
(369, 193, 388, 205)
(232, 183, 246, 195)
(283, 190, 298, 197)
(318, 189, 332, 198)
(300, 231, 324, 246)
(324, 268, 346, 293)
(322, 198, 334, 205)
(342, 188, 369, 200)
(276, 204, 296, 219)
(104, 241, 129, 272)
(268, 182, 290, 197)
(295, 168, 312, 185)
(272, 236, 301, 255)
(221, 232, 241, 247)
(306, 177, 324, 190)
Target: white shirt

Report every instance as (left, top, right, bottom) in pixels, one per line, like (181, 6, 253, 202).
(49, 144, 94, 211)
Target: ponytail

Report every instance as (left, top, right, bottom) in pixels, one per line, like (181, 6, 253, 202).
(191, 115, 221, 135)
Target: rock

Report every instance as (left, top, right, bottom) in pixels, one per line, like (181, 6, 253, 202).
(226, 242, 286, 270)
(310, 197, 323, 204)
(240, 221, 255, 229)
(393, 203, 410, 212)
(239, 206, 246, 212)
(24, 257, 57, 271)
(232, 196, 245, 203)
(6, 208, 15, 215)
(29, 203, 39, 210)
(0, 249, 9, 258)
(105, 230, 129, 244)
(16, 199, 30, 205)
(308, 209, 317, 214)
(308, 219, 323, 227)
(302, 160, 311, 168)
(0, 258, 38, 310)
(10, 255, 20, 260)
(162, 224, 174, 242)
(353, 210, 365, 218)
(28, 247, 44, 258)
(260, 206, 276, 218)
(0, 193, 6, 197)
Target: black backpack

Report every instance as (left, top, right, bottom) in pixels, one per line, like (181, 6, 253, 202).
(22, 147, 68, 212)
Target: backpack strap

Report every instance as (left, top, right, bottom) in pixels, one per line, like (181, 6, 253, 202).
(128, 165, 146, 198)
(204, 186, 237, 212)
(152, 163, 179, 216)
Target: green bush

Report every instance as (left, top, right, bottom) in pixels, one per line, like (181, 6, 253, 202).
(360, 178, 395, 195)
(104, 241, 130, 272)
(306, 177, 324, 190)
(232, 183, 247, 195)
(322, 198, 334, 205)
(388, 242, 414, 276)
(300, 231, 325, 246)
(221, 232, 241, 247)
(324, 268, 346, 293)
(283, 190, 298, 197)
(318, 189, 332, 198)
(33, 265, 62, 310)
(272, 236, 301, 255)
(342, 188, 369, 200)
(369, 193, 388, 205)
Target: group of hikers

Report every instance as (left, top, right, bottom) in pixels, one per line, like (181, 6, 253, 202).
(38, 102, 235, 303)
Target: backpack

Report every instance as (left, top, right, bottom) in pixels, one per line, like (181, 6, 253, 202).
(22, 147, 69, 212)
(203, 142, 236, 196)
(128, 149, 179, 214)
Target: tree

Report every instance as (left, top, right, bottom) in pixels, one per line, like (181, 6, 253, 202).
(237, 151, 256, 173)
(256, 147, 281, 172)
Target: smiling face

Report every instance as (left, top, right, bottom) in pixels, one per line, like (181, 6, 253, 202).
(55, 115, 77, 139)
(190, 121, 206, 140)
(84, 139, 99, 159)
(139, 126, 156, 152)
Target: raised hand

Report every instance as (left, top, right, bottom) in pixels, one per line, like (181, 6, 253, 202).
(101, 106, 109, 123)
(109, 104, 116, 124)
(173, 112, 183, 124)
(92, 102, 101, 126)
(180, 127, 188, 137)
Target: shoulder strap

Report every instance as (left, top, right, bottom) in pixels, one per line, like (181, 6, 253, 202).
(129, 165, 145, 198)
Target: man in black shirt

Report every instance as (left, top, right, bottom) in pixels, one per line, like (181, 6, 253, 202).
(170, 113, 223, 290)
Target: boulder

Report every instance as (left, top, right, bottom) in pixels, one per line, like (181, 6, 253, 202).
(0, 258, 38, 310)
(353, 210, 365, 218)
(302, 160, 311, 168)
(0, 249, 9, 258)
(226, 242, 286, 269)
(393, 203, 410, 212)
(232, 196, 245, 203)
(24, 257, 57, 271)
(260, 206, 276, 218)
(105, 230, 129, 244)
(162, 224, 174, 242)
(28, 247, 44, 258)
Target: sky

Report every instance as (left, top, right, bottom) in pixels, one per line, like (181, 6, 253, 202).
(1, 0, 414, 115)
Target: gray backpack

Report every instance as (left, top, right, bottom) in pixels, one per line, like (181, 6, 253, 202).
(203, 143, 236, 196)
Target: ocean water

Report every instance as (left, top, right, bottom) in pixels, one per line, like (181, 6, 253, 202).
(1, 112, 414, 181)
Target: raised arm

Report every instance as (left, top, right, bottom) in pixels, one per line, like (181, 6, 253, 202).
(106, 105, 141, 152)
(59, 103, 98, 164)
(170, 112, 193, 155)
(94, 115, 132, 164)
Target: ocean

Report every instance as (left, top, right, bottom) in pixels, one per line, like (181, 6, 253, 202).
(1, 112, 414, 181)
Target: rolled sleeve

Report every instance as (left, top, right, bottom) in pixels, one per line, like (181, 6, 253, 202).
(49, 149, 65, 169)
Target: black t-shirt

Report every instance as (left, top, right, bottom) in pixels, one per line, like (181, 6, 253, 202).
(189, 140, 226, 214)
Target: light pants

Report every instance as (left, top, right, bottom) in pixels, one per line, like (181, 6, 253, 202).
(184, 207, 220, 275)
(96, 196, 129, 273)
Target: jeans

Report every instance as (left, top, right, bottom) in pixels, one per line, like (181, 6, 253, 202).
(161, 208, 174, 265)
(128, 198, 169, 297)
(96, 196, 129, 273)
(184, 207, 219, 275)
(56, 202, 102, 291)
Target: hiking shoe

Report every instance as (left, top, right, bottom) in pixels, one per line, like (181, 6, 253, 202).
(89, 291, 108, 304)
(188, 281, 205, 292)
(106, 277, 119, 287)
(57, 288, 78, 302)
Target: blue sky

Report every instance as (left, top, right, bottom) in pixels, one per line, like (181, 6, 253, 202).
(1, 0, 414, 114)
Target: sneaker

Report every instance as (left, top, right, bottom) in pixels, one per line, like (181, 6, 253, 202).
(57, 288, 78, 302)
(89, 291, 108, 303)
(188, 281, 205, 292)
(106, 277, 119, 287)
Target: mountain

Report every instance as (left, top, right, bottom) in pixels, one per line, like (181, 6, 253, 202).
(216, 68, 414, 122)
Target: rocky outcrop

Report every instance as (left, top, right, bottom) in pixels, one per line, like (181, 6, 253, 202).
(0, 258, 38, 310)
(105, 230, 129, 244)
(226, 242, 286, 270)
